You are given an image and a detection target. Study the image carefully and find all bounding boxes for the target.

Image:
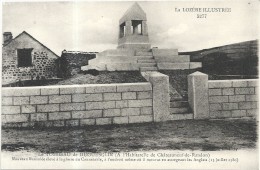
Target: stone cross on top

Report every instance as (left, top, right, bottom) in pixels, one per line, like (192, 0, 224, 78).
(117, 2, 151, 50)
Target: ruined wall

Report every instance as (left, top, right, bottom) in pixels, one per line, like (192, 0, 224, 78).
(2, 32, 58, 84)
(57, 51, 96, 78)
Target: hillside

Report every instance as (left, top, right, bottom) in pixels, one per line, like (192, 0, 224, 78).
(180, 40, 258, 75)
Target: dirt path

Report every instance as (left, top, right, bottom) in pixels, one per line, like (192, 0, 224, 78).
(1, 119, 257, 153)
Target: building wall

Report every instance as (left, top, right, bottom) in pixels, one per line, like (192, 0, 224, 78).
(2, 33, 58, 84)
(208, 79, 258, 118)
(2, 83, 154, 128)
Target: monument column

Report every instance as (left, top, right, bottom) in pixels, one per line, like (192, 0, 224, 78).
(142, 21, 148, 36)
(125, 21, 132, 36)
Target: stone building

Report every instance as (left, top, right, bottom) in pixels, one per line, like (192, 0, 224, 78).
(2, 31, 59, 84)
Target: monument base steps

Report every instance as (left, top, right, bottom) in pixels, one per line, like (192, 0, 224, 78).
(140, 66, 158, 72)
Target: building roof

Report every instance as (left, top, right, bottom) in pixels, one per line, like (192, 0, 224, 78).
(3, 31, 59, 58)
(119, 2, 147, 24)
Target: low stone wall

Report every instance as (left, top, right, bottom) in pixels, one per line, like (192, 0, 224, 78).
(208, 79, 258, 118)
(188, 71, 258, 119)
(2, 83, 155, 128)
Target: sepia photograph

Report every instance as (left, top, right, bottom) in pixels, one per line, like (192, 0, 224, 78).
(1, 0, 259, 169)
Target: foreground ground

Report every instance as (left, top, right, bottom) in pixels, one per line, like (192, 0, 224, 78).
(1, 119, 257, 153)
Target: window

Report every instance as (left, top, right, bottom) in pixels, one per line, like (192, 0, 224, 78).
(17, 48, 33, 67)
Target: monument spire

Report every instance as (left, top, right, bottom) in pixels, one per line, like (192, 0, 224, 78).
(118, 2, 151, 50)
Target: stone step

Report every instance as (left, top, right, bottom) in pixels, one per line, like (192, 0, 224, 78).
(169, 113, 193, 120)
(137, 63, 157, 67)
(170, 107, 189, 114)
(136, 56, 154, 60)
(154, 55, 190, 63)
(136, 51, 153, 56)
(170, 101, 189, 108)
(137, 59, 156, 63)
(140, 67, 158, 72)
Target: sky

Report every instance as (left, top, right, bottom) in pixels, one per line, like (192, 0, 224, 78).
(2, 1, 259, 55)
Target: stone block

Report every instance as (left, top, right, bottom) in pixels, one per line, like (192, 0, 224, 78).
(222, 103, 238, 110)
(246, 95, 258, 102)
(129, 115, 153, 123)
(115, 100, 128, 108)
(157, 63, 190, 70)
(235, 88, 254, 95)
(72, 110, 102, 119)
(152, 48, 178, 56)
(103, 93, 121, 101)
(209, 104, 222, 111)
(72, 94, 102, 102)
(247, 109, 258, 117)
(121, 108, 140, 116)
(30, 113, 47, 121)
(149, 72, 170, 122)
(41, 88, 59, 95)
(188, 72, 209, 119)
(122, 92, 136, 100)
(113, 117, 129, 124)
(106, 63, 139, 71)
(49, 95, 72, 103)
(231, 110, 247, 118)
(96, 118, 112, 125)
(2, 114, 29, 123)
(104, 109, 121, 117)
(49, 112, 71, 120)
(2, 106, 20, 114)
(53, 120, 65, 127)
(140, 107, 153, 115)
(2, 88, 40, 96)
(229, 95, 245, 102)
(222, 88, 234, 95)
(209, 96, 228, 103)
(60, 86, 85, 94)
(37, 104, 59, 112)
(208, 81, 232, 88)
(128, 99, 152, 107)
(85, 84, 117, 93)
(60, 103, 85, 111)
(189, 62, 202, 69)
(65, 120, 79, 127)
(137, 91, 152, 99)
(2, 97, 13, 105)
(86, 101, 115, 110)
(80, 119, 95, 126)
(35, 121, 53, 127)
(117, 83, 152, 92)
(154, 55, 190, 62)
(232, 80, 248, 87)
(210, 111, 231, 118)
(208, 89, 222, 96)
(30, 96, 48, 104)
(21, 105, 36, 113)
(239, 102, 257, 109)
(247, 80, 258, 87)
(13, 97, 29, 105)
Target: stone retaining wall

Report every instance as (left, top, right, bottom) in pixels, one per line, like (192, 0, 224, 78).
(1, 83, 155, 128)
(208, 79, 258, 118)
(188, 71, 258, 119)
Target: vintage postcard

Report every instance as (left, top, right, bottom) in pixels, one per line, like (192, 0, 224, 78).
(1, 0, 259, 169)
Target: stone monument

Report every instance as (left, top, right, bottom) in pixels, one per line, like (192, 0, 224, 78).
(82, 2, 202, 72)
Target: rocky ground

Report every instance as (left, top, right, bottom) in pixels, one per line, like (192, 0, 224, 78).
(1, 119, 257, 153)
